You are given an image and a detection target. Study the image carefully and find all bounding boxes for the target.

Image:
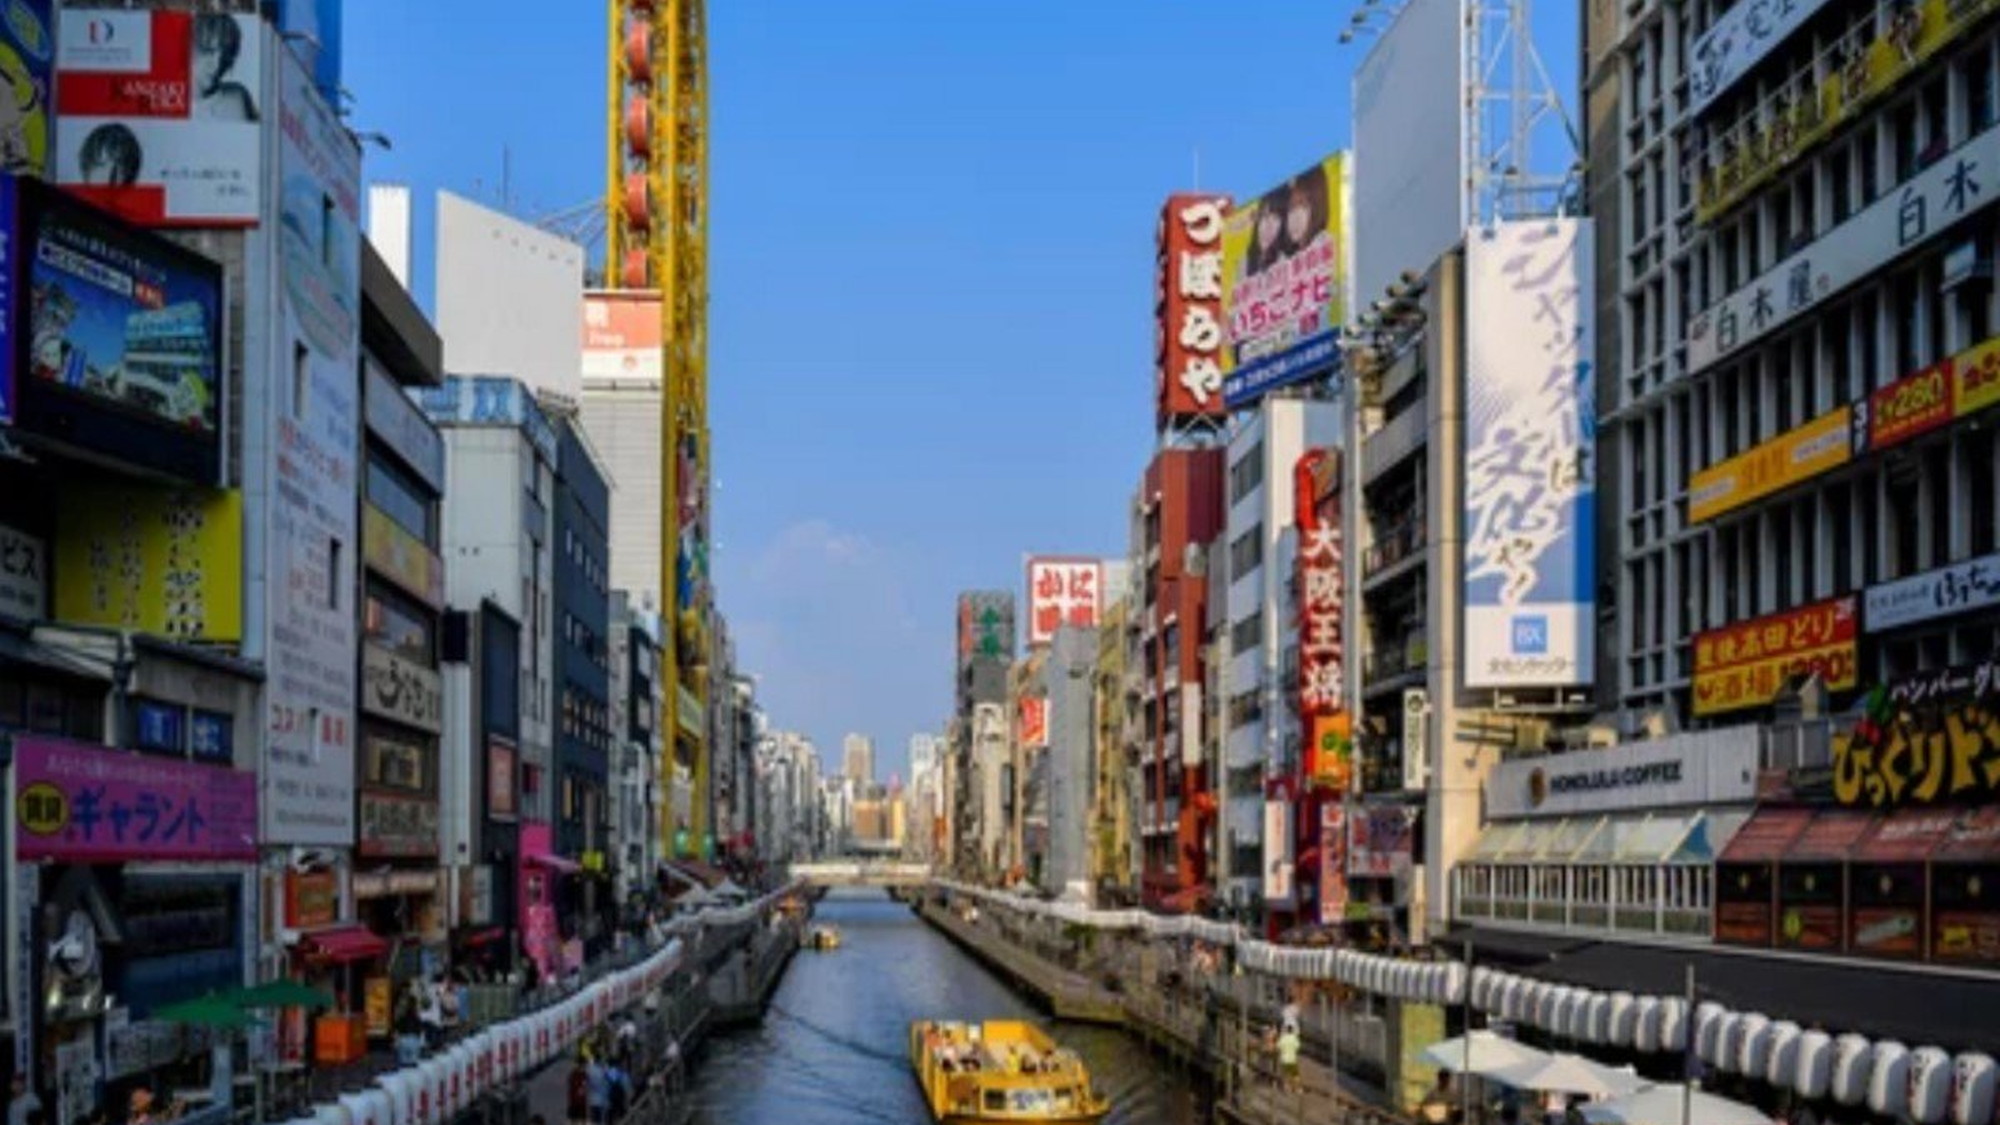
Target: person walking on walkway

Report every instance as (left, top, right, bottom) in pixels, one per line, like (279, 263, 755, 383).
(1276, 1024, 1302, 1094)
(585, 1056, 612, 1125)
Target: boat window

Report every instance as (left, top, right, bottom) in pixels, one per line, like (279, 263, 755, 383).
(984, 1090, 1007, 1112)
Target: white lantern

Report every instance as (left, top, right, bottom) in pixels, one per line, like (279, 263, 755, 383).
(1658, 997, 1688, 1055)
(1949, 1052, 1997, 1125)
(1583, 993, 1612, 1044)
(1869, 1041, 1913, 1117)
(1500, 976, 1527, 1022)
(422, 1057, 449, 1125)
(1606, 992, 1637, 1047)
(1831, 1034, 1874, 1106)
(1336, 949, 1358, 985)
(1795, 1030, 1834, 1100)
(315, 1102, 352, 1125)
(1908, 1046, 1954, 1125)
(1711, 1012, 1745, 1073)
(1632, 996, 1663, 1053)
(1737, 1013, 1773, 1078)
(1441, 963, 1467, 1006)
(1765, 1021, 1802, 1089)
(1694, 1002, 1728, 1065)
(1562, 990, 1592, 1041)
(470, 1031, 495, 1099)
(1471, 967, 1496, 1010)
(376, 1073, 413, 1125)
(349, 1088, 389, 1125)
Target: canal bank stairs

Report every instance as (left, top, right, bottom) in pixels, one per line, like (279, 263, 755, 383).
(918, 901, 1408, 1125)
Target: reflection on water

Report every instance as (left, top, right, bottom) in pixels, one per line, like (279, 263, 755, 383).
(687, 891, 1206, 1124)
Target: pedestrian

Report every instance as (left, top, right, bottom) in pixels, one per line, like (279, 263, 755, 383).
(1276, 1024, 1301, 1092)
(585, 1055, 611, 1125)
(615, 1015, 639, 1067)
(606, 1060, 633, 1121)
(566, 1059, 589, 1125)
(416, 975, 444, 1050)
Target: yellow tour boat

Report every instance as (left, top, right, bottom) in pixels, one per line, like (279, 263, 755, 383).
(909, 1020, 1111, 1124)
(807, 924, 841, 950)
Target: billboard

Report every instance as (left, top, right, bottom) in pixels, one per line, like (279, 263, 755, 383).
(955, 590, 1015, 669)
(1832, 661, 2000, 808)
(1353, 0, 1464, 310)
(1262, 799, 1294, 903)
(415, 375, 559, 463)
(1347, 807, 1415, 879)
(1318, 803, 1348, 925)
(14, 736, 256, 863)
(581, 290, 663, 384)
(53, 482, 242, 640)
(260, 48, 360, 846)
(1692, 594, 1858, 717)
(1461, 219, 1595, 689)
(1295, 448, 1345, 712)
(1866, 552, 2000, 634)
(0, 0, 53, 179)
(1026, 557, 1102, 646)
(1688, 406, 1852, 524)
(437, 191, 585, 399)
(1156, 193, 1230, 421)
(1221, 154, 1349, 407)
(15, 177, 223, 482)
(1686, 0, 1834, 118)
(55, 11, 263, 226)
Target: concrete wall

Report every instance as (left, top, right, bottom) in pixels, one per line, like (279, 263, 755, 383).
(1041, 626, 1097, 897)
(435, 192, 585, 401)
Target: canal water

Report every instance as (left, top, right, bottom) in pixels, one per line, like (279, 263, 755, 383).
(686, 891, 1207, 1124)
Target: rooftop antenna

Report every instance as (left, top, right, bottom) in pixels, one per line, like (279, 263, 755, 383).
(1466, 0, 1580, 226)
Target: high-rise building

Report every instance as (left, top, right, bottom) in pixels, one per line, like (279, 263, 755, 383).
(843, 732, 875, 783)
(548, 411, 614, 946)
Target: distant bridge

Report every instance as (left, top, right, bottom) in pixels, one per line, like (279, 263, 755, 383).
(791, 860, 933, 888)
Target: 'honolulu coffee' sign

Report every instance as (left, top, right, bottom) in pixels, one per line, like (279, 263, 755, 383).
(1490, 730, 1759, 818)
(1535, 760, 1685, 804)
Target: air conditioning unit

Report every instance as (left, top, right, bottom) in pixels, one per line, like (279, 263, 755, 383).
(1402, 689, 1431, 792)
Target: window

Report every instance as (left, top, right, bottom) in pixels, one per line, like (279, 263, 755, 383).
(367, 453, 435, 543)
(364, 581, 434, 662)
(1229, 442, 1264, 503)
(293, 343, 309, 419)
(1228, 530, 1263, 578)
(365, 730, 431, 793)
(328, 538, 342, 609)
(1969, 427, 1997, 556)
(1230, 614, 1260, 655)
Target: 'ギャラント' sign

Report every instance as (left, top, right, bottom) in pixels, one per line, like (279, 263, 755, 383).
(14, 735, 255, 861)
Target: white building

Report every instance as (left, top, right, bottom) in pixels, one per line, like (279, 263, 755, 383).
(1219, 395, 1342, 911)
(608, 591, 664, 901)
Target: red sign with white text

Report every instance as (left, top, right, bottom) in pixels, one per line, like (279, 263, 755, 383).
(1157, 193, 1232, 423)
(1019, 696, 1048, 749)
(1863, 358, 1955, 452)
(1027, 558, 1103, 645)
(1295, 449, 1345, 718)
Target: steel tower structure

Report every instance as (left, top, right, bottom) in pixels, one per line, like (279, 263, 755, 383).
(606, 0, 712, 860)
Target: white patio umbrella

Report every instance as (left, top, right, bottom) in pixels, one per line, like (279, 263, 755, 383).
(1490, 1053, 1649, 1099)
(1420, 1030, 1551, 1076)
(1581, 1083, 1773, 1125)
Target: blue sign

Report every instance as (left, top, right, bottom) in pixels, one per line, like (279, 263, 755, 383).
(189, 709, 234, 763)
(1222, 331, 1342, 409)
(133, 700, 186, 754)
(415, 375, 558, 464)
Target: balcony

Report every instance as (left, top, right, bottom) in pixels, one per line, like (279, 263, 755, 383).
(1695, 0, 1990, 224)
(1362, 632, 1428, 686)
(1453, 860, 1715, 940)
(1362, 396, 1428, 482)
(1362, 515, 1427, 582)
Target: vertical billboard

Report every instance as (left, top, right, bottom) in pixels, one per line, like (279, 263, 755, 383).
(1221, 154, 1349, 408)
(1156, 193, 1230, 422)
(15, 177, 224, 481)
(1353, 0, 1464, 310)
(581, 290, 663, 384)
(1318, 803, 1349, 925)
(956, 590, 1015, 668)
(54, 482, 242, 640)
(260, 47, 360, 846)
(1295, 449, 1351, 786)
(1461, 219, 1596, 689)
(1262, 799, 1294, 903)
(55, 11, 263, 226)
(0, 0, 53, 179)
(1018, 695, 1048, 750)
(1026, 558, 1102, 646)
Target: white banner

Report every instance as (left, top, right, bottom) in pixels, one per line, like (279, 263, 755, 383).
(1262, 800, 1294, 903)
(0, 523, 45, 619)
(1865, 551, 2000, 633)
(1687, 0, 1836, 119)
(1689, 118, 2000, 374)
(1461, 219, 1596, 689)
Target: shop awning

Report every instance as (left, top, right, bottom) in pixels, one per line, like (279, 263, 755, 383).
(526, 852, 582, 875)
(1719, 807, 1814, 864)
(298, 926, 387, 964)
(1783, 809, 1876, 863)
(1855, 807, 1959, 863)
(1466, 821, 1529, 862)
(1937, 806, 2000, 862)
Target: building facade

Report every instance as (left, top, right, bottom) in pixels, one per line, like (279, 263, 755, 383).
(550, 414, 613, 948)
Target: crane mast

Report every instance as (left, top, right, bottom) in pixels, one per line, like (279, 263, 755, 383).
(607, 0, 711, 861)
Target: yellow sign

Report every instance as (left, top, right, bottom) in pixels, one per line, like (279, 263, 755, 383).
(55, 484, 243, 640)
(1957, 336, 2000, 418)
(362, 505, 442, 608)
(364, 977, 392, 1039)
(1687, 406, 1851, 524)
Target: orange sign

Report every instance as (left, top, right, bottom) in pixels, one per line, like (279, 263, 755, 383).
(1864, 359, 1954, 452)
(286, 870, 338, 929)
(1693, 595, 1858, 716)
(1958, 336, 2000, 418)
(1018, 696, 1048, 749)
(581, 291, 664, 383)
(1687, 407, 1851, 523)
(1307, 712, 1353, 790)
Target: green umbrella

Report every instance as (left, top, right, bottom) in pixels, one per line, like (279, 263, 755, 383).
(153, 994, 258, 1029)
(228, 979, 334, 1011)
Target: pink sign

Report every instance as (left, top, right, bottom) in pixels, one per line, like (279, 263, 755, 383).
(14, 736, 257, 862)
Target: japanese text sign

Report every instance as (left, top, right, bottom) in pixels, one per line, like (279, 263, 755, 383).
(1347, 806, 1414, 878)
(1688, 115, 1999, 374)
(1693, 594, 1858, 717)
(1317, 803, 1348, 927)
(1833, 660, 2000, 809)
(1687, 406, 1852, 524)
(1866, 551, 2000, 633)
(1222, 155, 1349, 407)
(1294, 448, 1347, 729)
(1026, 558, 1102, 646)
(955, 590, 1014, 668)
(1859, 359, 1955, 453)
(1018, 696, 1048, 750)
(13, 735, 256, 861)
(1958, 336, 2000, 417)
(1157, 192, 1230, 421)
(1461, 219, 1596, 689)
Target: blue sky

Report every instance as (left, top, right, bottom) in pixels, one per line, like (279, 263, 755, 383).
(343, 1, 1577, 782)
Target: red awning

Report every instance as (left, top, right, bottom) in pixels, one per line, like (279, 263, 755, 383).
(299, 926, 388, 964)
(1855, 807, 1958, 863)
(526, 852, 582, 875)
(1937, 806, 2000, 862)
(1720, 807, 1814, 864)
(456, 926, 506, 948)
(1783, 809, 1876, 863)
